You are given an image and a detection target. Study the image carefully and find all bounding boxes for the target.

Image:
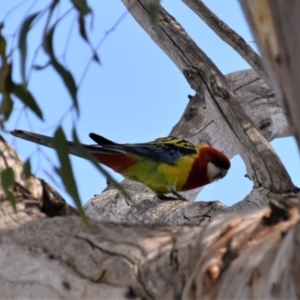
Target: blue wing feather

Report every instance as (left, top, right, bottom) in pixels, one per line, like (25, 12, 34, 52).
(90, 134, 198, 165)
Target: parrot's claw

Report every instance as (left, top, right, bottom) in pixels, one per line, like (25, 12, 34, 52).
(155, 192, 188, 201)
(170, 190, 188, 201)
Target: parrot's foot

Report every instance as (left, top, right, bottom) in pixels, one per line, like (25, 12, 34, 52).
(170, 190, 188, 201)
(155, 192, 188, 201)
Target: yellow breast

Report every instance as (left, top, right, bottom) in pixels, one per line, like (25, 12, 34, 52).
(124, 155, 195, 194)
(156, 155, 195, 191)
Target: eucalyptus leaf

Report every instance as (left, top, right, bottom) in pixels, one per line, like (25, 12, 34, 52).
(1, 167, 16, 211)
(72, 128, 135, 206)
(148, 0, 160, 25)
(18, 13, 40, 85)
(12, 84, 43, 120)
(71, 0, 92, 15)
(0, 93, 13, 121)
(53, 127, 87, 223)
(22, 159, 32, 179)
(0, 31, 7, 60)
(44, 26, 79, 114)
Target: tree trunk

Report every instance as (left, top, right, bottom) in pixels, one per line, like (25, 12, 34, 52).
(240, 0, 300, 149)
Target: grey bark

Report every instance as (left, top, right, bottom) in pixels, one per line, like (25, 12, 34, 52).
(85, 69, 292, 223)
(240, 0, 300, 150)
(0, 180, 299, 299)
(182, 0, 273, 89)
(1, 1, 300, 299)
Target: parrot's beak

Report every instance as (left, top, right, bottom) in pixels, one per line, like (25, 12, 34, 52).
(207, 162, 229, 182)
(220, 168, 228, 179)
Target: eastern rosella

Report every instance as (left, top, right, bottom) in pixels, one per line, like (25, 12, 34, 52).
(11, 130, 230, 201)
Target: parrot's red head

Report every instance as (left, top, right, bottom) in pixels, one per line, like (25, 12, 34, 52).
(181, 145, 231, 191)
(202, 146, 231, 183)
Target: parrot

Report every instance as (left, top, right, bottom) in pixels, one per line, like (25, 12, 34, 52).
(11, 130, 231, 201)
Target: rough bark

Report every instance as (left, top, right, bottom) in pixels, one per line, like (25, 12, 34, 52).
(0, 135, 42, 199)
(182, 0, 273, 89)
(0, 175, 299, 299)
(240, 0, 300, 150)
(1, 1, 300, 299)
(0, 137, 76, 217)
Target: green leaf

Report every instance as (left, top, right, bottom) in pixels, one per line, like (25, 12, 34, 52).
(148, 0, 160, 25)
(22, 159, 32, 179)
(148, 0, 162, 38)
(12, 84, 43, 120)
(92, 51, 100, 63)
(72, 128, 135, 206)
(18, 13, 40, 85)
(42, 0, 59, 40)
(71, 0, 92, 15)
(44, 26, 79, 113)
(0, 30, 7, 61)
(0, 62, 14, 123)
(0, 93, 14, 121)
(78, 14, 89, 42)
(32, 61, 51, 70)
(53, 127, 87, 223)
(0, 61, 13, 94)
(77, 15, 100, 64)
(1, 167, 16, 211)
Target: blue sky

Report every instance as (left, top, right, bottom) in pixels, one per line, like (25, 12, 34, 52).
(2, 0, 300, 207)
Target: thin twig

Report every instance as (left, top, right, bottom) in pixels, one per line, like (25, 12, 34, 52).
(181, 0, 273, 89)
(41, 105, 74, 131)
(7, 0, 38, 54)
(78, 8, 130, 87)
(26, 44, 42, 82)
(62, 13, 76, 66)
(2, 0, 30, 24)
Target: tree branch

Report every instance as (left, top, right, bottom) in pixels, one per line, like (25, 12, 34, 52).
(1, 1, 300, 298)
(2, 1, 300, 299)
(182, 0, 273, 89)
(239, 0, 300, 150)
(85, 69, 293, 222)
(121, 0, 294, 195)
(0, 182, 298, 299)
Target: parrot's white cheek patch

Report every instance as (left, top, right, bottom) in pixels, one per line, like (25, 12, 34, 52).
(207, 162, 221, 182)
